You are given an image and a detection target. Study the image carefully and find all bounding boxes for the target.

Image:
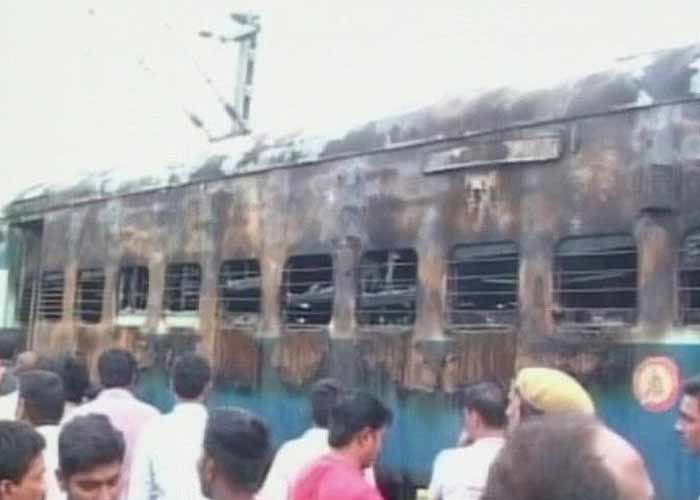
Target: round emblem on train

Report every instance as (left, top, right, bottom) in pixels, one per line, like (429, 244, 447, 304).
(632, 356, 680, 413)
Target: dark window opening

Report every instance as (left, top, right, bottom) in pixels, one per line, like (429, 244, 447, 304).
(39, 271, 64, 321)
(680, 231, 700, 324)
(219, 259, 261, 324)
(75, 269, 105, 324)
(555, 235, 637, 328)
(282, 254, 333, 325)
(164, 263, 202, 312)
(447, 242, 518, 331)
(118, 266, 149, 313)
(358, 249, 417, 326)
(17, 273, 35, 323)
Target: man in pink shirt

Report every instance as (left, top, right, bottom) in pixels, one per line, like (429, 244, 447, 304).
(291, 390, 392, 500)
(65, 349, 159, 500)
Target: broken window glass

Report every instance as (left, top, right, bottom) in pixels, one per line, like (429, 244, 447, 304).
(555, 235, 637, 328)
(39, 271, 64, 321)
(447, 242, 518, 332)
(163, 263, 201, 313)
(281, 254, 333, 326)
(680, 231, 700, 324)
(358, 248, 417, 326)
(75, 269, 105, 324)
(118, 266, 149, 313)
(219, 259, 261, 325)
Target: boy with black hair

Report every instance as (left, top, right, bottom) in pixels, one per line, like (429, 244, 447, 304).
(0, 420, 46, 500)
(58, 414, 125, 500)
(67, 349, 159, 500)
(129, 353, 211, 500)
(291, 390, 392, 500)
(17, 369, 65, 499)
(197, 408, 272, 500)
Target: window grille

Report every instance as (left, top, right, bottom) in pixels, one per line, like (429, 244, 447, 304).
(554, 235, 637, 328)
(39, 271, 64, 321)
(281, 254, 333, 325)
(447, 242, 518, 332)
(75, 269, 105, 324)
(164, 263, 202, 312)
(219, 259, 261, 323)
(118, 266, 149, 313)
(358, 248, 417, 326)
(17, 273, 35, 323)
(680, 231, 700, 324)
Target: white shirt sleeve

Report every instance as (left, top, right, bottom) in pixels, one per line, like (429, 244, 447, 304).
(126, 431, 156, 500)
(428, 450, 446, 500)
(257, 442, 293, 500)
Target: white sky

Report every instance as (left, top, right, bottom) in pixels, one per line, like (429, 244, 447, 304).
(1, 0, 699, 207)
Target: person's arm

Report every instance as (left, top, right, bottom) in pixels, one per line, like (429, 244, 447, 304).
(126, 432, 155, 500)
(427, 451, 446, 500)
(257, 444, 291, 500)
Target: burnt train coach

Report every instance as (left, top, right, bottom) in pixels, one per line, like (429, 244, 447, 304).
(3, 43, 700, 499)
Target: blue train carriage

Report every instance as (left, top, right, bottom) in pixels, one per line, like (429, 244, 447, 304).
(2, 43, 700, 499)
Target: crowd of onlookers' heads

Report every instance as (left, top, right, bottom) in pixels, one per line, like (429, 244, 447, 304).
(0, 348, 698, 500)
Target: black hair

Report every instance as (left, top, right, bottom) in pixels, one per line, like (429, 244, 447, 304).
(59, 414, 125, 479)
(310, 378, 343, 428)
(462, 381, 507, 428)
(482, 414, 619, 500)
(0, 421, 45, 483)
(683, 374, 700, 400)
(173, 353, 211, 399)
(203, 408, 271, 493)
(18, 369, 65, 425)
(328, 391, 393, 448)
(97, 349, 136, 388)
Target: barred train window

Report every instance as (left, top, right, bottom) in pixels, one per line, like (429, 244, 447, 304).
(680, 231, 700, 325)
(75, 269, 105, 324)
(358, 248, 417, 326)
(164, 263, 201, 312)
(554, 235, 637, 327)
(39, 271, 64, 321)
(17, 273, 34, 323)
(447, 242, 518, 331)
(219, 259, 261, 323)
(281, 254, 333, 325)
(118, 266, 149, 313)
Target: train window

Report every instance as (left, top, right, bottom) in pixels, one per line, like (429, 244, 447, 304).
(17, 273, 35, 323)
(554, 235, 637, 328)
(219, 259, 261, 324)
(447, 242, 518, 332)
(358, 248, 417, 326)
(39, 271, 64, 321)
(164, 263, 202, 313)
(281, 254, 333, 325)
(118, 266, 149, 313)
(75, 269, 105, 324)
(680, 231, 700, 324)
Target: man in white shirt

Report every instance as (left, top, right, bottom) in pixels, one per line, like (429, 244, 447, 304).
(428, 381, 507, 500)
(17, 369, 66, 500)
(258, 378, 375, 500)
(127, 353, 211, 500)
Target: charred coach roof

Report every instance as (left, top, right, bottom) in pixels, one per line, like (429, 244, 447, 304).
(5, 43, 700, 217)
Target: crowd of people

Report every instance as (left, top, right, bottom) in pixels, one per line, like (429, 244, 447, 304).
(0, 347, 698, 500)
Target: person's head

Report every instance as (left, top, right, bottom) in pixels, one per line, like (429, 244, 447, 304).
(97, 349, 136, 389)
(172, 354, 211, 401)
(461, 381, 507, 440)
(506, 367, 594, 431)
(58, 414, 125, 500)
(676, 374, 700, 454)
(14, 352, 39, 374)
(198, 408, 271, 499)
(310, 378, 343, 428)
(482, 413, 654, 500)
(17, 369, 65, 426)
(39, 355, 90, 405)
(0, 421, 46, 500)
(328, 391, 392, 468)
